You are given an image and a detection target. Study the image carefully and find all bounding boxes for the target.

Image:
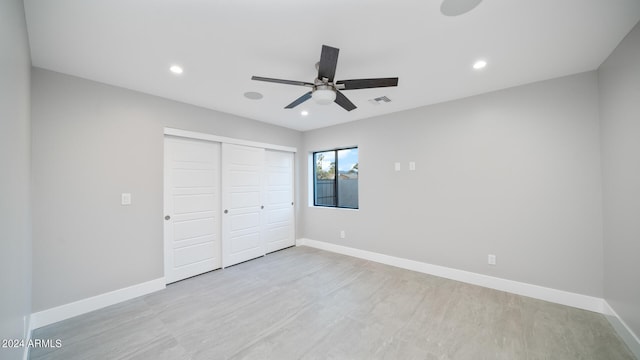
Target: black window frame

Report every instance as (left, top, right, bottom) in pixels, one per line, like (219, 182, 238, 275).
(313, 147, 358, 209)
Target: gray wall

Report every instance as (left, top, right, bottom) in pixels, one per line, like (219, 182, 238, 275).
(302, 71, 604, 297)
(0, 0, 32, 358)
(31, 68, 302, 311)
(599, 21, 640, 339)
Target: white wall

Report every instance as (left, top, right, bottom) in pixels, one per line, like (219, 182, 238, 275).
(302, 71, 604, 297)
(599, 20, 640, 343)
(31, 68, 302, 312)
(0, 0, 32, 359)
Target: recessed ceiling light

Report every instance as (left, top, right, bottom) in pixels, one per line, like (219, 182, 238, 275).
(300, 110, 309, 116)
(473, 60, 487, 70)
(244, 91, 263, 100)
(441, 0, 483, 16)
(169, 65, 183, 74)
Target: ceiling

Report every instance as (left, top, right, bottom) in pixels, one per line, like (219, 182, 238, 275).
(24, 0, 640, 131)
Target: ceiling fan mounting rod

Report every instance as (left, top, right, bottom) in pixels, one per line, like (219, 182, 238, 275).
(315, 77, 331, 85)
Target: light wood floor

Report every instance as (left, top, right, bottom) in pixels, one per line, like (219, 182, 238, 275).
(31, 246, 634, 359)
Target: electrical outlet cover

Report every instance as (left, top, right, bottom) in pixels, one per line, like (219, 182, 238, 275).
(121, 193, 132, 205)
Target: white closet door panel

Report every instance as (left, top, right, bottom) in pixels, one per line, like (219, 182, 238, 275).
(174, 241, 217, 266)
(230, 171, 260, 187)
(222, 143, 265, 267)
(173, 169, 216, 188)
(173, 234, 216, 249)
(267, 208, 291, 224)
(230, 191, 261, 209)
(230, 233, 261, 253)
(267, 173, 291, 186)
(268, 190, 290, 205)
(173, 194, 216, 214)
(164, 137, 221, 283)
(173, 217, 215, 241)
(264, 150, 295, 253)
(265, 226, 290, 245)
(231, 213, 261, 231)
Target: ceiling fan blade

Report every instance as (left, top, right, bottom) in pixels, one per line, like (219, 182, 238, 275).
(334, 90, 357, 111)
(317, 45, 340, 82)
(252, 76, 314, 87)
(285, 91, 312, 109)
(336, 77, 398, 90)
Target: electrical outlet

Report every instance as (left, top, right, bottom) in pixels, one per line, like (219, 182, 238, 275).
(121, 193, 132, 205)
(488, 254, 496, 265)
(340, 230, 346, 239)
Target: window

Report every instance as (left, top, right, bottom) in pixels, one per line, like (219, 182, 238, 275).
(313, 147, 358, 209)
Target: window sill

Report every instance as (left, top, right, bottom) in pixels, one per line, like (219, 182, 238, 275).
(309, 205, 359, 212)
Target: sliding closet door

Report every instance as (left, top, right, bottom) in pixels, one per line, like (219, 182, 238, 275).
(264, 150, 295, 253)
(164, 136, 221, 283)
(222, 143, 265, 267)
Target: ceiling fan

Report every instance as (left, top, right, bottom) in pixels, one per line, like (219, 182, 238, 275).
(251, 45, 399, 111)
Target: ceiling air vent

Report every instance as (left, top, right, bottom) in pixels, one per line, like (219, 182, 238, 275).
(368, 96, 391, 105)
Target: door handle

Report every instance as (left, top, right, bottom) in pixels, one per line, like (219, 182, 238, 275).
(224, 209, 228, 214)
(164, 215, 170, 220)
(261, 205, 264, 210)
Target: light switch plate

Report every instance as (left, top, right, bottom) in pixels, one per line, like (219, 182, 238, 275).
(409, 161, 416, 171)
(394, 162, 401, 171)
(121, 193, 132, 205)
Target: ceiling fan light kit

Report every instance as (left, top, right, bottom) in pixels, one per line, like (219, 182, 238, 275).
(311, 87, 336, 105)
(252, 45, 399, 112)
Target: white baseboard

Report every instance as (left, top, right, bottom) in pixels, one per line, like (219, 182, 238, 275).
(603, 301, 640, 358)
(296, 238, 603, 312)
(30, 278, 165, 329)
